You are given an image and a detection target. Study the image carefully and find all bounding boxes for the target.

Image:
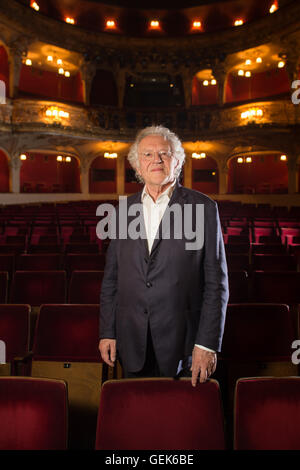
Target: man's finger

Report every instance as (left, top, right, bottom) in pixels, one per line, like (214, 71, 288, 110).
(199, 367, 208, 384)
(191, 366, 200, 387)
(110, 343, 116, 363)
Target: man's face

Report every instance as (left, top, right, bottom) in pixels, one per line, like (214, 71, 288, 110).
(136, 134, 178, 187)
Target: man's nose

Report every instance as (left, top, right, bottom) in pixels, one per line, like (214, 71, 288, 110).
(153, 152, 163, 163)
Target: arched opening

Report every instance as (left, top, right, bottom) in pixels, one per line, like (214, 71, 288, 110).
(19, 65, 84, 103)
(90, 70, 118, 106)
(192, 155, 218, 194)
(192, 70, 218, 106)
(125, 157, 142, 194)
(0, 149, 9, 192)
(89, 155, 117, 193)
(0, 45, 9, 98)
(225, 67, 290, 104)
(20, 152, 80, 193)
(227, 153, 288, 194)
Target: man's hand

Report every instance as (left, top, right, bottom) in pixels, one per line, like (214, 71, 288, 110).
(190, 347, 217, 387)
(99, 339, 116, 367)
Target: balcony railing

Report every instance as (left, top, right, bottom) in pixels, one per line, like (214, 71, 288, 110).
(0, 98, 299, 139)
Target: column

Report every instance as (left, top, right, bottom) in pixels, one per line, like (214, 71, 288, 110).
(8, 45, 25, 99)
(182, 72, 193, 108)
(183, 153, 192, 188)
(9, 154, 22, 193)
(115, 68, 126, 108)
(116, 154, 125, 196)
(212, 59, 229, 107)
(288, 159, 299, 194)
(79, 59, 97, 105)
(218, 165, 229, 195)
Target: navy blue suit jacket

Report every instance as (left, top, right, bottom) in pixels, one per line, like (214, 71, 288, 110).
(99, 183, 229, 376)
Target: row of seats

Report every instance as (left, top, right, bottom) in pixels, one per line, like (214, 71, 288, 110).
(1, 269, 300, 306)
(0, 270, 104, 305)
(1, 377, 300, 450)
(1, 270, 300, 306)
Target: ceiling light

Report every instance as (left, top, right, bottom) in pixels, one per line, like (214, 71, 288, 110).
(47, 55, 53, 62)
(237, 157, 244, 163)
(256, 57, 262, 63)
(25, 59, 32, 66)
(57, 156, 63, 162)
(211, 79, 217, 85)
(234, 19, 244, 26)
(57, 59, 63, 65)
(20, 154, 27, 161)
(278, 61, 285, 68)
(245, 71, 251, 77)
(280, 154, 287, 161)
(150, 20, 160, 29)
(31, 2, 39, 11)
(106, 20, 116, 28)
(64, 71, 70, 77)
(65, 156, 71, 162)
(245, 59, 252, 65)
(65, 17, 75, 25)
(170, 83, 174, 87)
(246, 156, 252, 163)
(203, 80, 209, 86)
(269, 3, 278, 13)
(238, 70, 245, 76)
(192, 20, 201, 29)
(58, 68, 64, 75)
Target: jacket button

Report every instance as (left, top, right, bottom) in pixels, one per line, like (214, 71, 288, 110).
(146, 282, 152, 288)
(144, 309, 148, 314)
(144, 258, 149, 264)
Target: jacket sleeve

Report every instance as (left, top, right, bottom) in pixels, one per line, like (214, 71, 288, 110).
(99, 237, 118, 339)
(195, 201, 229, 352)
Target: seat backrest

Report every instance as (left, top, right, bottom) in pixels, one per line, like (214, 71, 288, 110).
(0, 271, 8, 303)
(68, 270, 104, 303)
(95, 378, 225, 450)
(17, 254, 62, 271)
(11, 271, 66, 306)
(228, 271, 249, 302)
(252, 254, 297, 271)
(65, 254, 105, 275)
(252, 271, 300, 304)
(0, 304, 30, 362)
(235, 377, 300, 450)
(0, 377, 67, 450)
(221, 303, 293, 360)
(32, 304, 101, 362)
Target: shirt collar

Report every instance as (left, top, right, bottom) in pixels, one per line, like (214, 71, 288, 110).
(142, 179, 177, 203)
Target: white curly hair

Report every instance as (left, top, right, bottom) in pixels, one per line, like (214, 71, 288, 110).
(127, 125, 186, 183)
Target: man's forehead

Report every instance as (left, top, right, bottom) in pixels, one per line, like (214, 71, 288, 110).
(139, 135, 171, 148)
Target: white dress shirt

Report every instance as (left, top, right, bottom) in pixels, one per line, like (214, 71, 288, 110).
(141, 181, 215, 354)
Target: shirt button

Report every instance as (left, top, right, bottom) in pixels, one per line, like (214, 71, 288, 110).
(146, 282, 152, 288)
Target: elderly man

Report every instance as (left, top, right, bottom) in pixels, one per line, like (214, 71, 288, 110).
(98, 126, 228, 386)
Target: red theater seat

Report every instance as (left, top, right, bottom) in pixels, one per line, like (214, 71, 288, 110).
(65, 243, 99, 254)
(95, 379, 225, 450)
(0, 255, 14, 281)
(225, 243, 250, 255)
(226, 254, 249, 272)
(11, 271, 66, 306)
(234, 378, 300, 450)
(65, 254, 105, 277)
(0, 377, 67, 450)
(17, 254, 62, 271)
(251, 243, 286, 254)
(68, 270, 104, 303)
(228, 271, 249, 302)
(252, 254, 297, 271)
(0, 304, 30, 375)
(31, 304, 103, 449)
(252, 271, 300, 305)
(0, 271, 8, 303)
